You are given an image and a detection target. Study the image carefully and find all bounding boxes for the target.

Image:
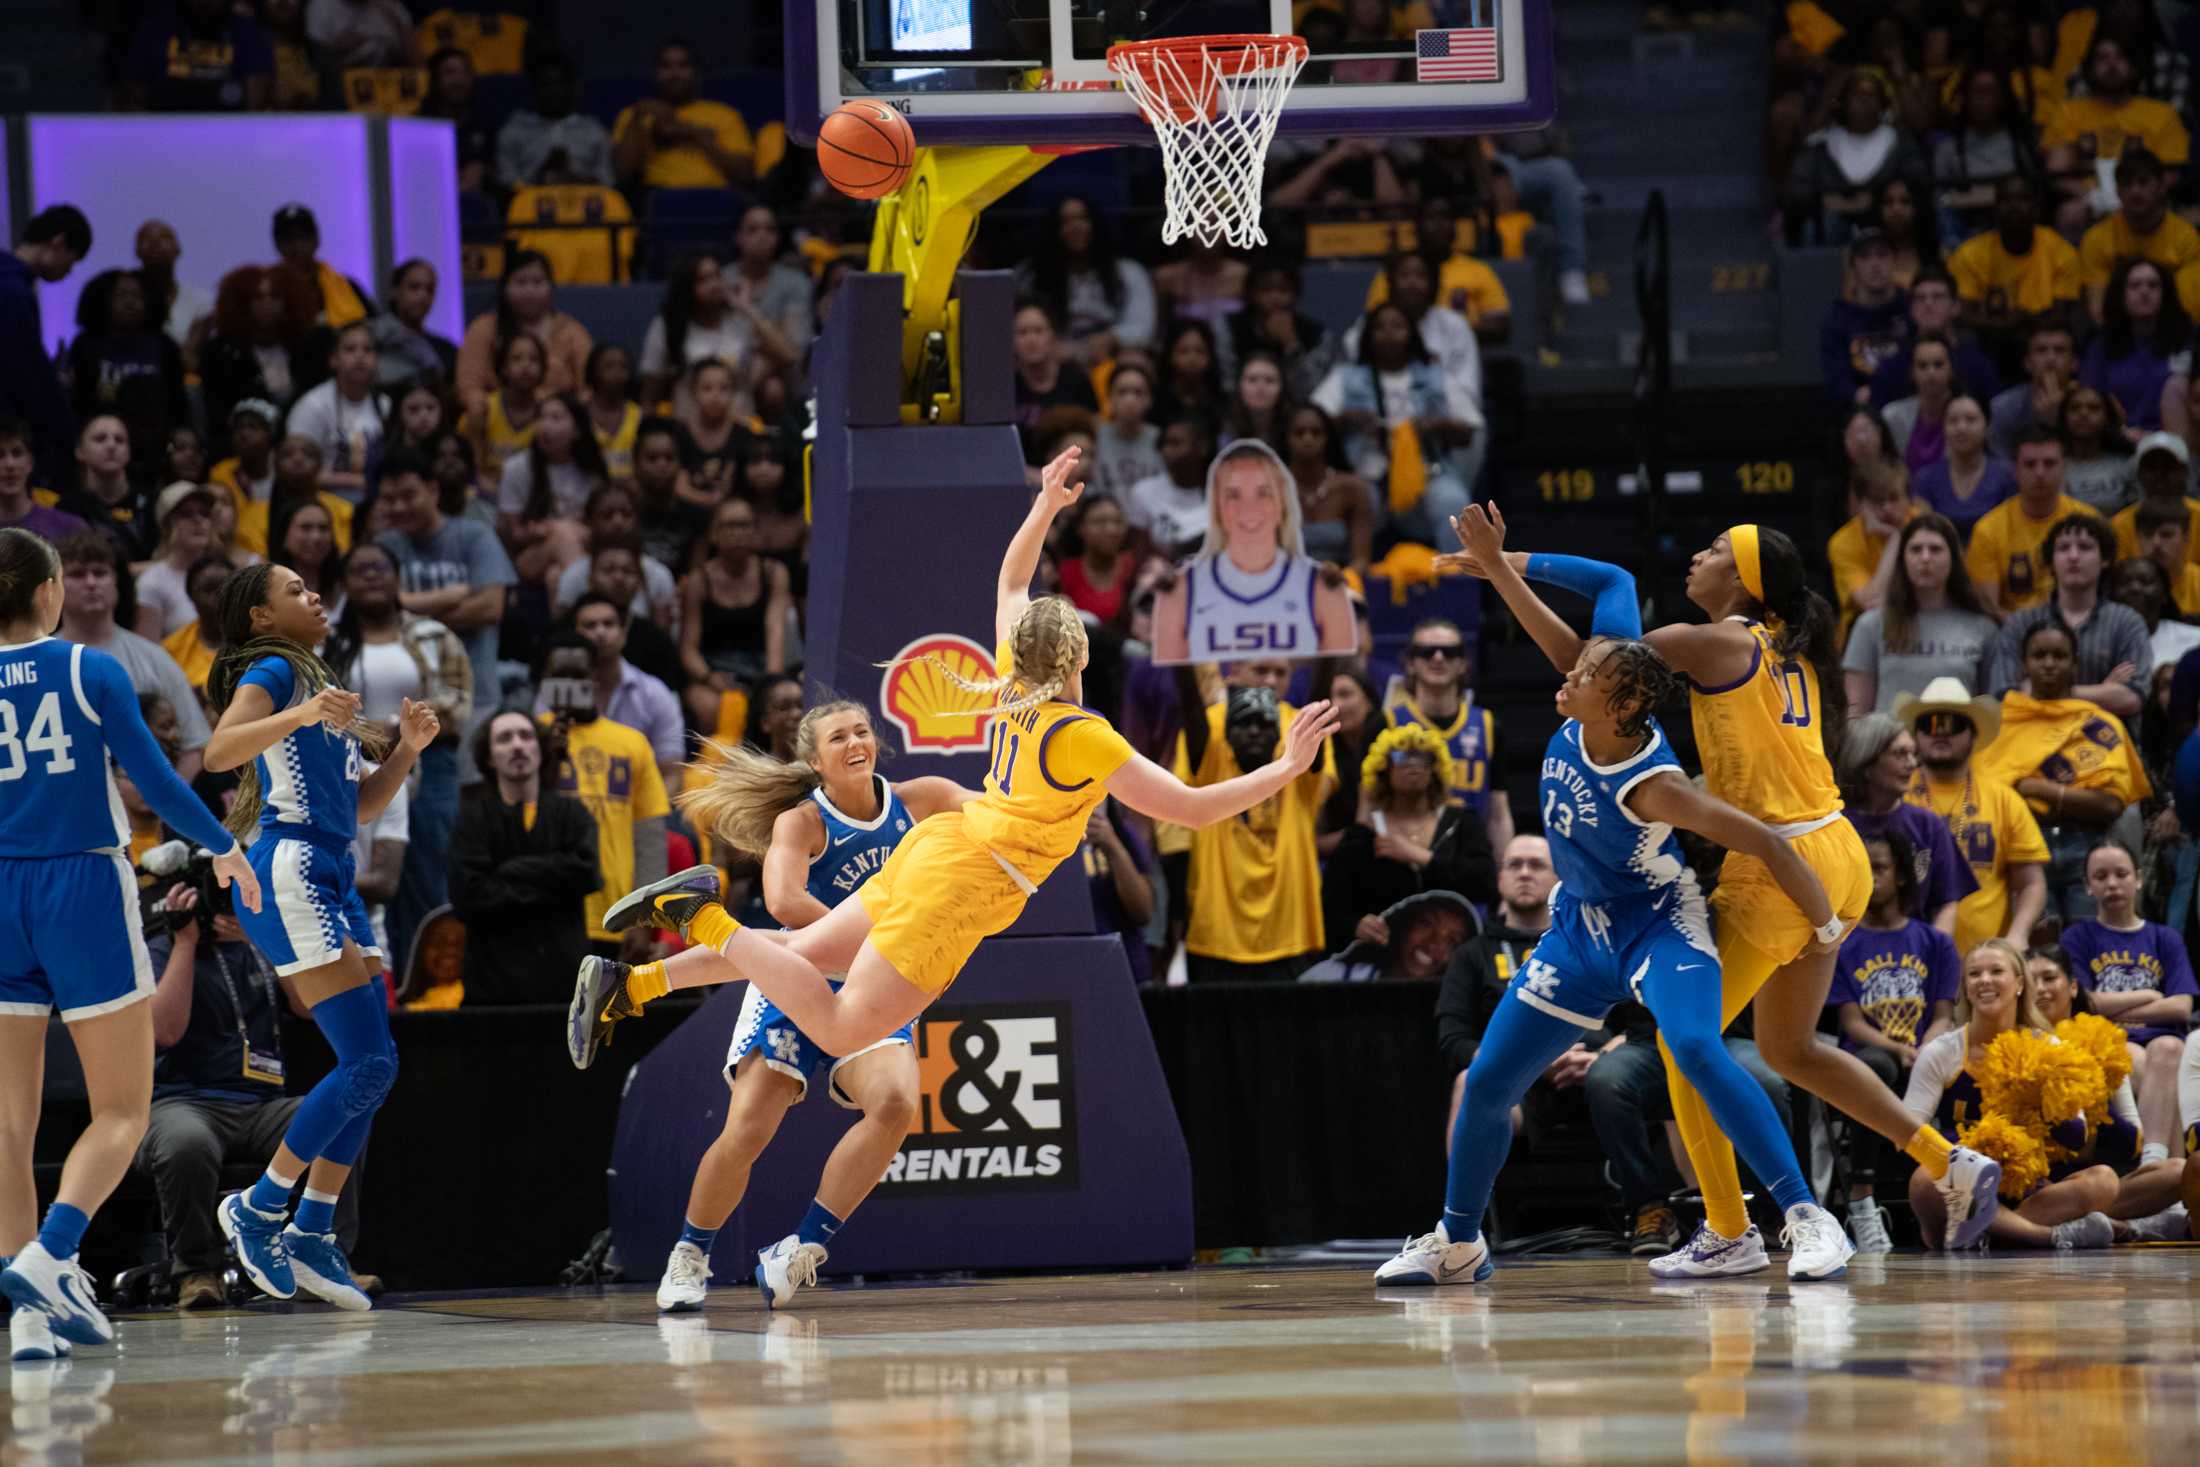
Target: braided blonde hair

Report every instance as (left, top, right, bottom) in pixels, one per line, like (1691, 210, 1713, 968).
(878, 595, 1088, 722)
(676, 699, 867, 860)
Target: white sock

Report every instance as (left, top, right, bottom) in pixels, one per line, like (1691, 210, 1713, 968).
(1846, 1197, 1878, 1216)
(2141, 1142, 2169, 1165)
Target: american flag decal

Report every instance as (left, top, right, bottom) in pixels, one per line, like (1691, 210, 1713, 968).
(1416, 27, 1501, 83)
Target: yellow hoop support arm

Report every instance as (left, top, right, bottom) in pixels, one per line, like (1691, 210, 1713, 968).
(869, 144, 1056, 417)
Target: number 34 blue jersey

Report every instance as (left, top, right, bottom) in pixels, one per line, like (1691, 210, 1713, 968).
(1537, 719, 1692, 908)
(0, 637, 234, 858)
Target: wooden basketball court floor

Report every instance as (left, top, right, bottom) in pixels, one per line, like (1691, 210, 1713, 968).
(7, 1251, 2199, 1466)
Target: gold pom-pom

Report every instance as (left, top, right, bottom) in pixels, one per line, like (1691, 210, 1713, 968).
(2035, 1038, 2110, 1125)
(2054, 1013, 2132, 1091)
(1975, 1028, 2052, 1128)
(1960, 1113, 2051, 1201)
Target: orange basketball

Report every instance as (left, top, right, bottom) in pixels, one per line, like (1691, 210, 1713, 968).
(818, 101, 916, 200)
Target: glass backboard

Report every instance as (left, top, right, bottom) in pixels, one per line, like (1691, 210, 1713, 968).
(788, 0, 1555, 147)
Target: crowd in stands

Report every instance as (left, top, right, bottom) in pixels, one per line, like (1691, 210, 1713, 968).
(1789, 1, 2200, 1255)
(2, 1, 2192, 1291)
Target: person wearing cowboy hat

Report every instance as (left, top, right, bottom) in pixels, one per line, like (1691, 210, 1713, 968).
(134, 481, 223, 638)
(1894, 676, 2048, 953)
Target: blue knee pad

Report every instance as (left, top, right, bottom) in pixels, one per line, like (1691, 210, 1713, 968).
(337, 1049, 398, 1117)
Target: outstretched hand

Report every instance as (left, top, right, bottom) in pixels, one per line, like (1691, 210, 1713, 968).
(1431, 503, 1521, 581)
(1282, 699, 1341, 773)
(1037, 444, 1086, 513)
(396, 697, 441, 754)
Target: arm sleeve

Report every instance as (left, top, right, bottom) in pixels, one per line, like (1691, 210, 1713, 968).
(92, 653, 234, 853)
(1524, 553, 1640, 638)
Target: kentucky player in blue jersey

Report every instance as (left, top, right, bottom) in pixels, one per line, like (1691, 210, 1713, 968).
(201, 562, 438, 1314)
(0, 529, 260, 1359)
(568, 699, 973, 1311)
(1377, 505, 1859, 1287)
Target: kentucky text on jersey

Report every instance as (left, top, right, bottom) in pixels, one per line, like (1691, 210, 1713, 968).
(1537, 721, 1693, 910)
(810, 774, 911, 903)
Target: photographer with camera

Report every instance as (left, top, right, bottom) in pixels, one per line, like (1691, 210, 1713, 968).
(133, 873, 364, 1310)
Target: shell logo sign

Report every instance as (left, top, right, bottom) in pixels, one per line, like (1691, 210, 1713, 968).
(880, 634, 997, 755)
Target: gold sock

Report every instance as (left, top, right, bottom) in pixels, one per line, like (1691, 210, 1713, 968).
(623, 960, 669, 1010)
(688, 903, 739, 952)
(1904, 1124, 1953, 1181)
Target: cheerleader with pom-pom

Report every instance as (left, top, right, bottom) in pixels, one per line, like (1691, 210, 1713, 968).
(2028, 946, 2190, 1240)
(1903, 940, 2137, 1249)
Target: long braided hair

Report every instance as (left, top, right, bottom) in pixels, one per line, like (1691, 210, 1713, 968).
(205, 563, 388, 839)
(677, 698, 867, 861)
(877, 596, 1089, 723)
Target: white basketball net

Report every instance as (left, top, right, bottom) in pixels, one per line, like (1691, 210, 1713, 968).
(1107, 36, 1310, 250)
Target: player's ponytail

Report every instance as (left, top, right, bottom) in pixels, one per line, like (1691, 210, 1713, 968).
(1746, 527, 1849, 760)
(206, 563, 389, 840)
(678, 698, 869, 859)
(876, 595, 1087, 723)
(0, 528, 59, 626)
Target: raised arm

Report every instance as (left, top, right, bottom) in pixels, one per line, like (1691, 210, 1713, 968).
(205, 675, 361, 774)
(1439, 504, 1641, 674)
(1627, 771, 1837, 940)
(1106, 700, 1339, 827)
(94, 653, 259, 911)
(997, 445, 1085, 646)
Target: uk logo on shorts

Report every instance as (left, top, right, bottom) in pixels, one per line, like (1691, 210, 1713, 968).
(767, 1027, 801, 1066)
(1522, 958, 1562, 1002)
(879, 1002, 1077, 1193)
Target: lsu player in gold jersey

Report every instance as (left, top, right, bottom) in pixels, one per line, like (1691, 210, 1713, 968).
(568, 445, 1339, 1062)
(1445, 517, 2004, 1270)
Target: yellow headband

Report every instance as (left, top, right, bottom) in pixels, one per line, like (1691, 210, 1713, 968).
(1727, 524, 1764, 604)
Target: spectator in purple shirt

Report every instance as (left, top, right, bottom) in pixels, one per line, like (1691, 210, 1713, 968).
(2056, 840, 2194, 1164)
(0, 417, 88, 541)
(1827, 830, 1962, 1252)
(1866, 267, 1999, 408)
(2080, 258, 2191, 442)
(1839, 712, 1977, 933)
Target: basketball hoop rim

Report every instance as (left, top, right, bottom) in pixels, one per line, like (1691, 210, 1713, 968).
(1104, 33, 1311, 81)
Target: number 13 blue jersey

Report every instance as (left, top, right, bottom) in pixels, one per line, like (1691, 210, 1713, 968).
(1537, 719, 1691, 908)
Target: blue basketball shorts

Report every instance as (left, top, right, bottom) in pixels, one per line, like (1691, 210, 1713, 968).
(0, 852, 153, 1022)
(725, 981, 914, 1109)
(1509, 884, 1719, 1030)
(236, 834, 381, 977)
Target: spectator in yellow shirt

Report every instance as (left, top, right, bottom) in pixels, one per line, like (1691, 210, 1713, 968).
(2043, 34, 2190, 236)
(2078, 149, 2200, 320)
(1895, 679, 2048, 954)
(1173, 675, 1335, 983)
(1828, 458, 1917, 643)
(1965, 430, 2103, 612)
(612, 39, 754, 192)
(1365, 195, 1512, 345)
(1949, 175, 2081, 349)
